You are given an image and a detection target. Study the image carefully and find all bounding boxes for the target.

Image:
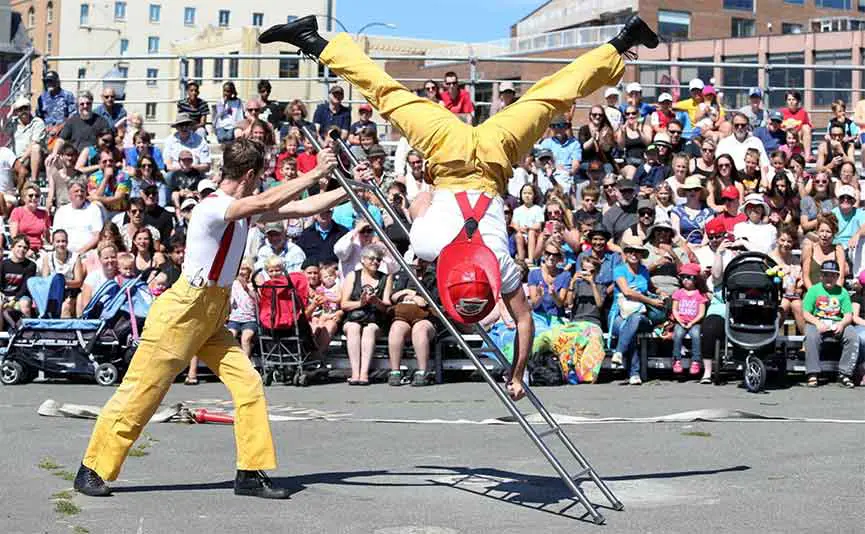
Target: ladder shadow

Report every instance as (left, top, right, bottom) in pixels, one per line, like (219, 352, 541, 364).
(417, 464, 751, 523)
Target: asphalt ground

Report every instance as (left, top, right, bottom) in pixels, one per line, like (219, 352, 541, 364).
(1, 377, 863, 534)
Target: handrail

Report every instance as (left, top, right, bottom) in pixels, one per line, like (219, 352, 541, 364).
(0, 48, 36, 89)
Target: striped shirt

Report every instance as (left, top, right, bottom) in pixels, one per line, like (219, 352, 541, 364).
(177, 97, 210, 123)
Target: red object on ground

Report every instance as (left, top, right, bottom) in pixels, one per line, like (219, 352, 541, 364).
(193, 409, 234, 425)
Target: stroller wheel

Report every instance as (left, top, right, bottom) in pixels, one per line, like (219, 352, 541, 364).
(712, 340, 723, 386)
(744, 355, 766, 393)
(295, 372, 309, 387)
(262, 369, 274, 386)
(0, 360, 25, 385)
(95, 363, 120, 386)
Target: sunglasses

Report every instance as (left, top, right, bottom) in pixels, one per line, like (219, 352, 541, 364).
(364, 256, 382, 263)
(733, 123, 748, 129)
(702, 148, 715, 152)
(717, 163, 731, 169)
(550, 123, 568, 129)
(141, 163, 153, 169)
(639, 211, 654, 217)
(625, 111, 638, 117)
(590, 113, 603, 118)
(680, 275, 696, 281)
(708, 233, 725, 239)
(425, 86, 436, 91)
(545, 251, 563, 258)
(668, 130, 682, 135)
(359, 228, 374, 234)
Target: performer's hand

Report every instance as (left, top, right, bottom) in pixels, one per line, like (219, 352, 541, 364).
(315, 148, 338, 175)
(507, 379, 525, 401)
(353, 161, 373, 183)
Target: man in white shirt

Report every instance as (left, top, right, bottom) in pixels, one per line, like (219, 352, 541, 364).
(51, 180, 104, 254)
(73, 138, 355, 500)
(255, 221, 306, 273)
(163, 112, 211, 175)
(716, 112, 769, 174)
(9, 97, 46, 185)
(0, 145, 19, 209)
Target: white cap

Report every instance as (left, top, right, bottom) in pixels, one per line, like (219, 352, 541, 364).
(12, 97, 30, 111)
(836, 184, 858, 200)
(658, 92, 673, 103)
(688, 78, 705, 91)
(625, 82, 642, 94)
(742, 193, 768, 211)
(604, 87, 620, 98)
(197, 179, 216, 194)
(180, 198, 198, 211)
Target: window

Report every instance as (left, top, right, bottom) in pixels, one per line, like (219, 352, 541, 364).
(149, 4, 161, 23)
(145, 103, 157, 120)
(782, 23, 804, 34)
(214, 59, 224, 81)
(722, 55, 759, 108)
(252, 13, 264, 27)
(767, 53, 804, 108)
(731, 18, 755, 37)
(148, 36, 159, 54)
(77, 68, 86, 80)
(860, 0, 865, 12)
(46, 32, 53, 53)
(723, 0, 753, 9)
(657, 10, 690, 42)
(114, 1, 126, 21)
(184, 7, 196, 26)
(785, 0, 804, 3)
(47, 2, 53, 24)
(218, 10, 230, 28)
(279, 52, 299, 78)
(117, 66, 128, 79)
(637, 65, 669, 99)
(27, 7, 34, 28)
(678, 57, 713, 97)
(228, 52, 239, 79)
(119, 38, 129, 55)
(815, 0, 851, 7)
(814, 50, 852, 106)
(193, 58, 203, 79)
(80, 3, 89, 26)
(146, 68, 158, 87)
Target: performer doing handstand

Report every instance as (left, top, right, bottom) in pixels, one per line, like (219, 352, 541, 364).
(259, 15, 659, 401)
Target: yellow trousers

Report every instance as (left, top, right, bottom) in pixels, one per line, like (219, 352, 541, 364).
(320, 34, 625, 196)
(82, 277, 276, 481)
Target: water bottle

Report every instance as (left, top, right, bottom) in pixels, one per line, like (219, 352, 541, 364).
(567, 360, 578, 385)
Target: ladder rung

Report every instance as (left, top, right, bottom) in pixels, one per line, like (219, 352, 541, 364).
(536, 427, 560, 440)
(570, 467, 592, 482)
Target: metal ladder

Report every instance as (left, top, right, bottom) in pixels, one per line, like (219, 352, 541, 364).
(301, 126, 623, 524)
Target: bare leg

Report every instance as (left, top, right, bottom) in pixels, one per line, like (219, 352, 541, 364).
(343, 322, 362, 381)
(791, 299, 806, 334)
(501, 288, 534, 400)
(186, 356, 199, 382)
(515, 232, 527, 261)
(387, 320, 410, 371)
(30, 147, 42, 182)
(360, 324, 380, 382)
(240, 329, 255, 359)
(526, 229, 539, 263)
(412, 320, 436, 372)
(801, 124, 813, 159)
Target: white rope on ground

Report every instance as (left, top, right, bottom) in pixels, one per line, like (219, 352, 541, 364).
(35, 400, 865, 425)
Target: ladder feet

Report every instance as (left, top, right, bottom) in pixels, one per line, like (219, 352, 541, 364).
(612, 501, 625, 511)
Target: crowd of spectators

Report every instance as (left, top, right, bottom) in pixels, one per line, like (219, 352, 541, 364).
(2, 68, 865, 390)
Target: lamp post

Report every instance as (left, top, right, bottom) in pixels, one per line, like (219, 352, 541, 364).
(313, 14, 349, 33)
(350, 23, 398, 112)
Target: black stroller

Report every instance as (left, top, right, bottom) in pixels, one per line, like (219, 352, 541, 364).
(712, 252, 785, 392)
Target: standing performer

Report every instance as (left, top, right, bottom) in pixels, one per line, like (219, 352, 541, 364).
(73, 138, 354, 499)
(260, 15, 659, 401)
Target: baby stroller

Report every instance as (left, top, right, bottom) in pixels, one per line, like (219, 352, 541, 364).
(0, 274, 152, 386)
(713, 252, 784, 392)
(254, 271, 322, 387)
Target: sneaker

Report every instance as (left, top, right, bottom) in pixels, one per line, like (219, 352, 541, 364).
(839, 375, 855, 389)
(388, 370, 402, 386)
(689, 361, 701, 375)
(628, 375, 642, 386)
(672, 360, 684, 374)
(411, 370, 430, 387)
(610, 352, 623, 366)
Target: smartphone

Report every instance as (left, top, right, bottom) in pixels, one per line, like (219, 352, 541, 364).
(544, 221, 555, 234)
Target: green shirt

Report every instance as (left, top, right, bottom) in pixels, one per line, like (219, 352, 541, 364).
(803, 283, 852, 323)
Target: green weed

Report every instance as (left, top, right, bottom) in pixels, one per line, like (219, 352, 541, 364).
(54, 499, 80, 516)
(38, 458, 63, 470)
(681, 431, 712, 438)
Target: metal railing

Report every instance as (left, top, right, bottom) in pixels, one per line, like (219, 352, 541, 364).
(0, 48, 38, 145)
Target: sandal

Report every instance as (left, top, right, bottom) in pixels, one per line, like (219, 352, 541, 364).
(699, 377, 712, 385)
(839, 375, 855, 389)
(184, 377, 199, 386)
(806, 376, 819, 388)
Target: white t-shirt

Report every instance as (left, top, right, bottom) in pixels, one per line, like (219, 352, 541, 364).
(84, 269, 110, 292)
(733, 220, 777, 255)
(163, 132, 211, 166)
(52, 202, 105, 253)
(716, 135, 770, 172)
(254, 242, 306, 274)
(41, 251, 79, 281)
(184, 190, 258, 288)
(0, 147, 18, 195)
(512, 204, 545, 230)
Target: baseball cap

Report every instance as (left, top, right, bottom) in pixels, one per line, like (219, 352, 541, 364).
(769, 111, 783, 122)
(821, 260, 841, 274)
(616, 178, 636, 191)
(742, 193, 768, 210)
(549, 115, 568, 128)
(142, 183, 159, 195)
(653, 132, 672, 147)
(366, 144, 387, 158)
(197, 179, 216, 194)
(705, 217, 727, 236)
(748, 87, 763, 98)
(702, 85, 717, 96)
(625, 82, 642, 94)
(535, 148, 554, 160)
(437, 242, 500, 324)
(836, 184, 857, 200)
(12, 97, 30, 111)
(358, 102, 373, 112)
(499, 81, 516, 93)
(604, 87, 620, 98)
(688, 78, 705, 91)
(678, 263, 702, 277)
(658, 92, 673, 103)
(264, 222, 285, 234)
(180, 198, 198, 211)
(721, 185, 740, 201)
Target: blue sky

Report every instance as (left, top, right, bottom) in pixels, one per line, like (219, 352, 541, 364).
(335, 0, 541, 43)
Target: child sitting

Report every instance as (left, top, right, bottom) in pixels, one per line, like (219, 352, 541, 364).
(116, 253, 138, 284)
(671, 263, 708, 377)
(573, 184, 602, 226)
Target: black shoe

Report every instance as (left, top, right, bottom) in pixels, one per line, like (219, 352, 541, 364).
(608, 15, 659, 54)
(234, 470, 290, 499)
(258, 15, 329, 57)
(73, 464, 112, 497)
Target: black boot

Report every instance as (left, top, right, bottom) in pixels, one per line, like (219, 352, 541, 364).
(234, 470, 290, 499)
(73, 464, 112, 497)
(608, 15, 659, 54)
(258, 15, 329, 57)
